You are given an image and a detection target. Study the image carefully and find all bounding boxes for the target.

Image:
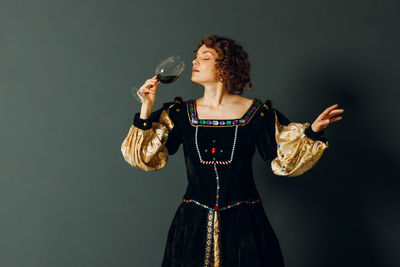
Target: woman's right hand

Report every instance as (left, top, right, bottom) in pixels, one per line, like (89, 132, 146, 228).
(137, 75, 160, 107)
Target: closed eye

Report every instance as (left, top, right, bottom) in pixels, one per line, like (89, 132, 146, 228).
(192, 56, 211, 61)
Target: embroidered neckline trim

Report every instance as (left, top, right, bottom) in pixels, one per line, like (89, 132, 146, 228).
(187, 98, 262, 127)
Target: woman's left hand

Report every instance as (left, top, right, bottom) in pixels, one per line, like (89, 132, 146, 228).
(311, 104, 344, 133)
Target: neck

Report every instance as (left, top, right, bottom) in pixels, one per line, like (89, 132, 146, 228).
(198, 83, 235, 108)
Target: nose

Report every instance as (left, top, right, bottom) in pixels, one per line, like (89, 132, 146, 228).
(192, 58, 199, 65)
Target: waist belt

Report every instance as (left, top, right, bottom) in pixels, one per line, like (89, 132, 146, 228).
(182, 198, 261, 211)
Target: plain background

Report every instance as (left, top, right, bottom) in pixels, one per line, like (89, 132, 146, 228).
(1, 0, 399, 266)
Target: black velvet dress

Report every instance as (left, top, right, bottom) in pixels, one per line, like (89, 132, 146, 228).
(127, 96, 327, 267)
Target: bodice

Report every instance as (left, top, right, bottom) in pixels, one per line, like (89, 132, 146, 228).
(179, 99, 264, 209)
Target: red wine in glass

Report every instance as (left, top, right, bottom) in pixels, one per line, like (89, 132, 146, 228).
(156, 74, 179, 83)
(131, 55, 185, 103)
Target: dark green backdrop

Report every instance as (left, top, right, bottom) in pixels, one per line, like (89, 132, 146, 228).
(1, 0, 399, 266)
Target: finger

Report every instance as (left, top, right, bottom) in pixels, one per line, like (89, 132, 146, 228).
(327, 109, 344, 118)
(145, 80, 157, 86)
(319, 104, 339, 118)
(140, 87, 150, 94)
(324, 104, 339, 116)
(317, 106, 342, 121)
(329, 109, 344, 114)
(329, 116, 343, 123)
(145, 82, 156, 89)
(137, 91, 146, 101)
(148, 89, 157, 94)
(148, 85, 157, 92)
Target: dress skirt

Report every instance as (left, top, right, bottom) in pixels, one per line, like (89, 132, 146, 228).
(161, 201, 285, 267)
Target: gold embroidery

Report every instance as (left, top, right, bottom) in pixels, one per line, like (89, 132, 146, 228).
(212, 210, 220, 267)
(202, 210, 221, 267)
(271, 111, 328, 177)
(204, 210, 214, 267)
(121, 108, 175, 171)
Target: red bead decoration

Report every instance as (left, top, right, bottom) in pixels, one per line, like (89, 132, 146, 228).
(211, 147, 216, 154)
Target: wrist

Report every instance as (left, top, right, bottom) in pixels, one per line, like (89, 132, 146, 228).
(134, 113, 153, 130)
(311, 123, 319, 133)
(305, 125, 327, 142)
(140, 103, 154, 119)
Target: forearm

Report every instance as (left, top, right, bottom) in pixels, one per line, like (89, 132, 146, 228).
(139, 103, 154, 120)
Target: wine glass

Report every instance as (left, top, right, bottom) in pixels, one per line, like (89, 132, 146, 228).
(131, 55, 185, 103)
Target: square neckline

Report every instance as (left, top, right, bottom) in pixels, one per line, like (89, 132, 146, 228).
(187, 98, 262, 127)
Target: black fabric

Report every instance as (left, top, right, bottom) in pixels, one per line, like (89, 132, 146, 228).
(305, 126, 327, 142)
(133, 101, 175, 130)
(133, 113, 153, 130)
(134, 97, 325, 266)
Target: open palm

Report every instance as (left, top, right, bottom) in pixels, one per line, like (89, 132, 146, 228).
(311, 104, 344, 133)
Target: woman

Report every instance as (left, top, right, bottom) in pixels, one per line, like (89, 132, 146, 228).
(121, 34, 343, 267)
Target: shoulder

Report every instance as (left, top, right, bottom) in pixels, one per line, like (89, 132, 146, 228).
(252, 98, 273, 114)
(263, 99, 273, 110)
(160, 96, 185, 110)
(256, 99, 291, 126)
(231, 95, 254, 108)
(238, 95, 254, 102)
(252, 98, 275, 123)
(232, 95, 270, 111)
(161, 96, 186, 121)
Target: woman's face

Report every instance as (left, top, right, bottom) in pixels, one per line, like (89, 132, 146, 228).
(191, 44, 220, 85)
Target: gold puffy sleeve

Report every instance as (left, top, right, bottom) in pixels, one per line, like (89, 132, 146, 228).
(121, 100, 181, 171)
(255, 100, 328, 177)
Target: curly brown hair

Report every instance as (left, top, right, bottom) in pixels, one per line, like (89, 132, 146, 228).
(193, 34, 253, 95)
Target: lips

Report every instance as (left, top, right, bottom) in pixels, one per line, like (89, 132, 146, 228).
(192, 69, 199, 72)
